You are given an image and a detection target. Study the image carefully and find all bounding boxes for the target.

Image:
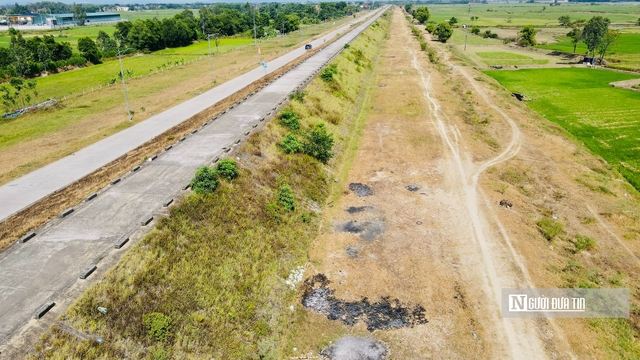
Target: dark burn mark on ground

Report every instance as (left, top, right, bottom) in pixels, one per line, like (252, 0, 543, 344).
(405, 185, 420, 192)
(335, 218, 386, 241)
(349, 183, 373, 197)
(345, 205, 375, 214)
(346, 244, 362, 258)
(302, 274, 428, 332)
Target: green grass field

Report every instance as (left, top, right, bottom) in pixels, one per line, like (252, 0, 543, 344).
(476, 51, 549, 66)
(485, 68, 640, 189)
(427, 3, 640, 27)
(116, 9, 199, 22)
(0, 24, 117, 48)
(448, 28, 502, 45)
(537, 33, 640, 55)
(155, 37, 255, 55)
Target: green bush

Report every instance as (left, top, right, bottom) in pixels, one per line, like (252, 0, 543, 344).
(289, 90, 306, 103)
(320, 64, 338, 83)
(190, 166, 219, 194)
(420, 41, 428, 51)
(277, 184, 295, 211)
(215, 159, 238, 181)
(471, 26, 481, 35)
(574, 234, 596, 252)
(537, 217, 564, 241)
(426, 24, 435, 33)
(143, 312, 172, 342)
(279, 109, 300, 130)
(344, 43, 351, 49)
(279, 133, 304, 154)
(433, 22, 453, 43)
(303, 123, 334, 164)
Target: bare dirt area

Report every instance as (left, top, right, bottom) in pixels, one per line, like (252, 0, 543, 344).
(295, 7, 640, 359)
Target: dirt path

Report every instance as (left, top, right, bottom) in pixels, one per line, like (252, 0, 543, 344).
(301, 9, 577, 358)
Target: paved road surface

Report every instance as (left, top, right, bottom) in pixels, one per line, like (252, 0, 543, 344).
(0, 10, 380, 223)
(0, 7, 388, 353)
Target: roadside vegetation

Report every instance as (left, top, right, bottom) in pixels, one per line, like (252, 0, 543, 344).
(28, 11, 390, 359)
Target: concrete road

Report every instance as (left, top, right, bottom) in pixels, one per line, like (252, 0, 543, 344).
(0, 10, 381, 223)
(0, 7, 388, 352)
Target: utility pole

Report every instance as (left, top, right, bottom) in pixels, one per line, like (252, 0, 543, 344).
(206, 33, 218, 84)
(116, 47, 132, 121)
(253, 3, 258, 64)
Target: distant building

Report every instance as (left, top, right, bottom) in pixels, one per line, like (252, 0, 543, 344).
(46, 12, 121, 26)
(361, 4, 370, 9)
(5, 13, 38, 25)
(115, 6, 129, 12)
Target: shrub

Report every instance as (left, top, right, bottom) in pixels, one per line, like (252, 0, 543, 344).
(289, 90, 306, 103)
(471, 26, 481, 35)
(344, 43, 351, 49)
(425, 24, 435, 33)
(215, 159, 238, 181)
(190, 166, 219, 194)
(320, 64, 338, 83)
(537, 217, 564, 241)
(143, 312, 172, 342)
(279, 133, 304, 154)
(279, 109, 300, 130)
(303, 123, 334, 164)
(420, 41, 428, 51)
(278, 184, 295, 211)
(433, 22, 453, 43)
(574, 234, 596, 252)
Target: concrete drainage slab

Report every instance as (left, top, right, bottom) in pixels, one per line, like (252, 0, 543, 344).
(320, 337, 388, 360)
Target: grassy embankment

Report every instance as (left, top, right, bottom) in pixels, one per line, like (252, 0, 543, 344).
(485, 67, 640, 190)
(28, 11, 390, 360)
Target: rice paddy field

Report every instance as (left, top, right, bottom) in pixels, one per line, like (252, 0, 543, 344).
(485, 68, 640, 190)
(476, 51, 549, 66)
(427, 3, 640, 27)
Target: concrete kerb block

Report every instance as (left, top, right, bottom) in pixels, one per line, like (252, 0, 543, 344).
(213, 116, 218, 120)
(59, 208, 74, 218)
(85, 193, 98, 201)
(110, 178, 121, 185)
(114, 236, 129, 249)
(179, 137, 186, 142)
(165, 145, 173, 151)
(79, 265, 97, 279)
(182, 184, 191, 191)
(244, 131, 250, 135)
(192, 129, 198, 134)
(150, 154, 158, 161)
(230, 105, 235, 109)
(267, 112, 272, 116)
(203, 121, 208, 126)
(224, 147, 231, 153)
(272, 107, 277, 110)
(213, 157, 220, 163)
(252, 124, 258, 128)
(34, 301, 55, 319)
(163, 199, 174, 207)
(260, 117, 265, 121)
(19, 232, 36, 243)
(235, 139, 241, 144)
(131, 165, 141, 172)
(141, 217, 154, 226)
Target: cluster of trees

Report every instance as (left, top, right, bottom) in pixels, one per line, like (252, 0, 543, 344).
(563, 16, 619, 63)
(2, 1, 101, 15)
(408, 5, 453, 43)
(1, 77, 39, 113)
(0, 28, 86, 79)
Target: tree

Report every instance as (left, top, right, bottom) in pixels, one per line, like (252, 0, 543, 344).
(77, 37, 101, 64)
(72, 3, 86, 26)
(404, 4, 412, 14)
(558, 15, 571, 27)
(518, 25, 537, 47)
(434, 22, 453, 43)
(449, 16, 458, 25)
(582, 16, 610, 57)
(597, 29, 620, 63)
(413, 6, 430, 25)
(96, 30, 117, 53)
(637, 18, 640, 26)
(471, 26, 480, 35)
(566, 26, 582, 53)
